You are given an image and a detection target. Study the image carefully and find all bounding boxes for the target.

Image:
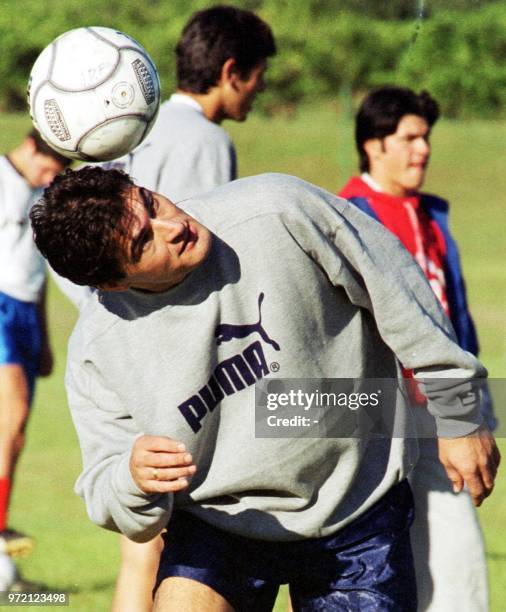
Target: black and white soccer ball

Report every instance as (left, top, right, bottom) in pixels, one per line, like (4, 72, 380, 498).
(28, 27, 160, 161)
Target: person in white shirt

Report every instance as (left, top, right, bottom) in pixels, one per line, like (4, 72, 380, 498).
(0, 130, 70, 591)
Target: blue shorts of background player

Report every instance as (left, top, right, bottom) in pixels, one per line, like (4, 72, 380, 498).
(155, 480, 417, 611)
(0, 291, 42, 402)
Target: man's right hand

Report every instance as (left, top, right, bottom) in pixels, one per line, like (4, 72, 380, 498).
(129, 435, 197, 494)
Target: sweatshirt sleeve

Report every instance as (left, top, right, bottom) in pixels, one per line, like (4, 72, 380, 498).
(66, 357, 173, 542)
(283, 181, 487, 437)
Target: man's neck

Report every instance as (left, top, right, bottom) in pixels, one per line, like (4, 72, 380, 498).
(361, 173, 383, 193)
(364, 172, 415, 198)
(176, 89, 224, 124)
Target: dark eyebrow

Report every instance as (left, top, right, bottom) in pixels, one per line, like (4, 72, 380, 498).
(130, 224, 153, 263)
(139, 187, 156, 217)
(128, 189, 155, 263)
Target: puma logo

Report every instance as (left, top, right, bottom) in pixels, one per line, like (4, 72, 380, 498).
(214, 292, 280, 351)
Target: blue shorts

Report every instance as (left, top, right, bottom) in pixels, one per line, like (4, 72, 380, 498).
(0, 291, 42, 401)
(156, 480, 416, 611)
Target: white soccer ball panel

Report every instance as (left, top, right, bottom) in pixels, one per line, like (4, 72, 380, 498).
(50, 29, 119, 91)
(88, 26, 149, 53)
(27, 43, 53, 127)
(28, 43, 53, 95)
(78, 116, 149, 161)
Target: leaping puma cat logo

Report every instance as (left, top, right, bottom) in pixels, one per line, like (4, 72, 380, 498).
(214, 293, 280, 351)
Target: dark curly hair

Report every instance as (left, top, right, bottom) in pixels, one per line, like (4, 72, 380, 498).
(176, 5, 276, 94)
(30, 166, 135, 287)
(356, 86, 440, 172)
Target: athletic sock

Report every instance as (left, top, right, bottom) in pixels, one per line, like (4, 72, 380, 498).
(0, 478, 11, 531)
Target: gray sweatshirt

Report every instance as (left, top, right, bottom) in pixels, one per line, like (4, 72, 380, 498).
(66, 174, 485, 543)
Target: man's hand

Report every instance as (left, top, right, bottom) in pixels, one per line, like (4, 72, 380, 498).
(130, 435, 197, 494)
(438, 425, 501, 506)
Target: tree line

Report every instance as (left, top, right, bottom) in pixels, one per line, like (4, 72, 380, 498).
(0, 0, 504, 117)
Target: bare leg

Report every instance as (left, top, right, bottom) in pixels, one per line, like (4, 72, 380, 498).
(153, 577, 234, 612)
(0, 365, 33, 560)
(111, 534, 164, 612)
(0, 365, 30, 480)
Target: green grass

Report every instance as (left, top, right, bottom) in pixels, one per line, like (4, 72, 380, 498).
(3, 106, 506, 610)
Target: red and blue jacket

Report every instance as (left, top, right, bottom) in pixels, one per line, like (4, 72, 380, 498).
(339, 177, 497, 428)
(339, 176, 478, 354)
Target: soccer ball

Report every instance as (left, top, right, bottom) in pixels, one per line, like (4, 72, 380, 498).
(28, 27, 160, 162)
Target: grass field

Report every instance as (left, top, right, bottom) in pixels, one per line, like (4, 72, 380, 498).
(2, 106, 505, 611)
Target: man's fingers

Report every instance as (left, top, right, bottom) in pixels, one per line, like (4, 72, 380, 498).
(478, 437, 500, 490)
(139, 477, 191, 494)
(481, 472, 495, 491)
(479, 456, 497, 491)
(463, 472, 490, 507)
(129, 436, 196, 493)
(146, 452, 194, 469)
(134, 435, 187, 454)
(443, 464, 464, 494)
(135, 464, 197, 494)
(131, 451, 194, 474)
(147, 465, 197, 482)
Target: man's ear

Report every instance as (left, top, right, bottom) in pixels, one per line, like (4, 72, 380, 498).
(24, 136, 37, 155)
(220, 57, 240, 89)
(364, 138, 385, 166)
(364, 139, 383, 163)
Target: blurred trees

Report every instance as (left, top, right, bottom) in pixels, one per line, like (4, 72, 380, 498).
(0, 0, 504, 117)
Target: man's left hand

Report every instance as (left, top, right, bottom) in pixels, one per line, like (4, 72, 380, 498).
(438, 425, 501, 506)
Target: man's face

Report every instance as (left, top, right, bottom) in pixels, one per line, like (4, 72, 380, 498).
(367, 114, 431, 197)
(25, 153, 66, 189)
(112, 187, 212, 292)
(222, 60, 267, 122)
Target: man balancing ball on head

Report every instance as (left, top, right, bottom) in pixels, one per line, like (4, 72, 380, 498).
(30, 166, 500, 611)
(43, 7, 276, 609)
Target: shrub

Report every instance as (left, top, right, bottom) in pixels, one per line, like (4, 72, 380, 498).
(0, 0, 504, 118)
